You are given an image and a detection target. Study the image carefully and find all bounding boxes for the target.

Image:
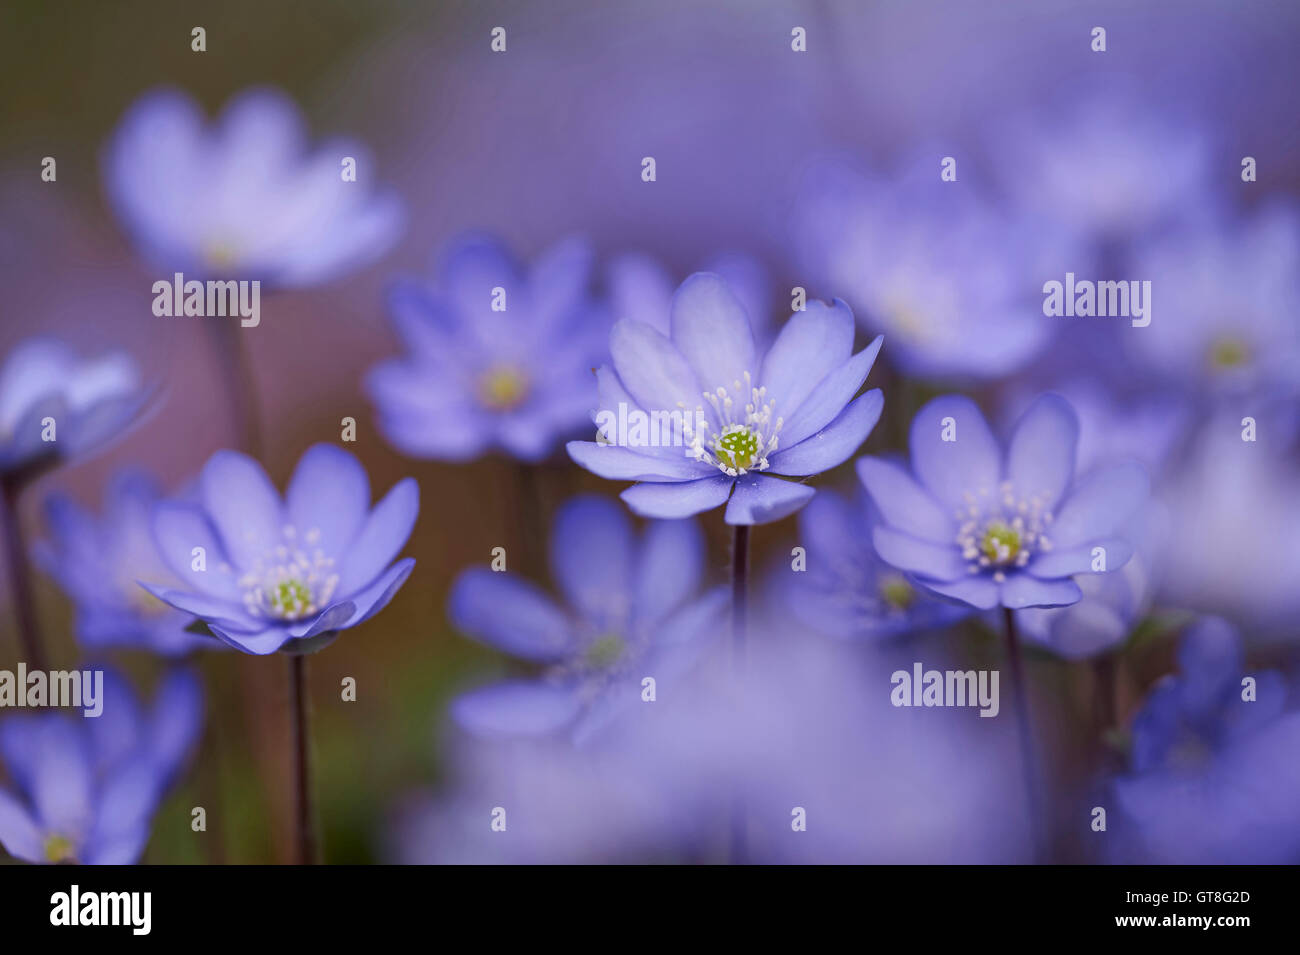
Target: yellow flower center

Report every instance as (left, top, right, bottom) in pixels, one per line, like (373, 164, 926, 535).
(478, 365, 529, 410)
(980, 521, 1021, 566)
(44, 833, 76, 863)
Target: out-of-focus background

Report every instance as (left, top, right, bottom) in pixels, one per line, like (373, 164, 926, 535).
(2, 0, 1299, 863)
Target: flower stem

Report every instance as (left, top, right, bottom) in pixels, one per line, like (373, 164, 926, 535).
(1002, 606, 1043, 862)
(288, 654, 319, 865)
(0, 479, 48, 671)
(729, 524, 750, 864)
(208, 320, 263, 457)
(731, 524, 750, 660)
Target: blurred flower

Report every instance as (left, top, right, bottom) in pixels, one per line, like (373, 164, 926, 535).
(608, 250, 776, 346)
(1111, 617, 1300, 863)
(0, 338, 150, 483)
(1128, 201, 1300, 399)
(103, 86, 403, 286)
(366, 234, 606, 462)
(141, 444, 417, 654)
(399, 632, 1027, 863)
(1152, 408, 1300, 633)
(568, 273, 883, 525)
(858, 393, 1148, 610)
(0, 668, 203, 865)
(774, 488, 970, 640)
(996, 94, 1213, 241)
(35, 469, 213, 656)
(448, 494, 725, 743)
(1016, 555, 1149, 660)
(794, 158, 1068, 380)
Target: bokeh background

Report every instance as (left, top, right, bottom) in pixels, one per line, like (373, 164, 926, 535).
(1, 0, 1299, 863)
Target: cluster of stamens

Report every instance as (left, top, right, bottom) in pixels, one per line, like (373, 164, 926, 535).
(239, 525, 340, 621)
(682, 371, 784, 476)
(955, 481, 1054, 583)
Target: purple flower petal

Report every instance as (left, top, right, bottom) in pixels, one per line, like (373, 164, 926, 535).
(609, 319, 700, 414)
(549, 496, 635, 628)
(450, 681, 582, 738)
(621, 476, 734, 519)
(999, 574, 1083, 609)
(337, 477, 419, 594)
(339, 558, 415, 629)
(759, 299, 855, 416)
(150, 501, 240, 599)
(1050, 461, 1149, 549)
(138, 583, 263, 634)
(909, 395, 1001, 511)
(1006, 393, 1078, 510)
(205, 623, 292, 655)
(0, 790, 44, 864)
(285, 444, 371, 558)
(724, 474, 815, 525)
(872, 525, 968, 581)
(448, 567, 574, 662)
(767, 388, 883, 477)
(1027, 538, 1134, 578)
(856, 457, 953, 542)
(199, 450, 284, 572)
(916, 574, 1000, 610)
(632, 518, 705, 623)
(566, 441, 712, 481)
(779, 334, 884, 447)
(669, 272, 756, 392)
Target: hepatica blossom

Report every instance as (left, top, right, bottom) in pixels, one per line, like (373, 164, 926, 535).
(858, 394, 1148, 610)
(567, 273, 884, 525)
(367, 234, 607, 462)
(0, 338, 149, 480)
(776, 489, 969, 640)
(103, 86, 403, 285)
(1111, 618, 1300, 863)
(141, 444, 417, 654)
(36, 469, 214, 656)
(448, 494, 726, 742)
(0, 668, 203, 865)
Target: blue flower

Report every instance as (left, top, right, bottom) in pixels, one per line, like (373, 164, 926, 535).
(567, 273, 883, 525)
(1129, 201, 1300, 399)
(0, 668, 203, 865)
(1016, 556, 1149, 660)
(103, 87, 403, 286)
(0, 338, 150, 481)
(1111, 618, 1300, 863)
(448, 494, 726, 742)
(140, 444, 418, 654)
(35, 470, 214, 656)
(367, 234, 607, 462)
(775, 488, 970, 640)
(858, 393, 1148, 610)
(794, 158, 1068, 380)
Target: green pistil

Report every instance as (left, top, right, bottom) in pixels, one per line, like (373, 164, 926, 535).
(478, 366, 529, 410)
(715, 428, 760, 472)
(1209, 337, 1250, 370)
(981, 522, 1021, 565)
(273, 579, 310, 611)
(879, 574, 915, 611)
(584, 634, 625, 669)
(44, 834, 75, 863)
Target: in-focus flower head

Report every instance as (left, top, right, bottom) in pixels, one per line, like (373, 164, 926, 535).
(0, 338, 150, 483)
(858, 393, 1148, 610)
(448, 494, 726, 742)
(568, 272, 884, 525)
(0, 668, 203, 865)
(1111, 617, 1300, 863)
(140, 444, 417, 654)
(103, 86, 404, 286)
(367, 233, 607, 463)
(36, 469, 215, 656)
(775, 488, 970, 640)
